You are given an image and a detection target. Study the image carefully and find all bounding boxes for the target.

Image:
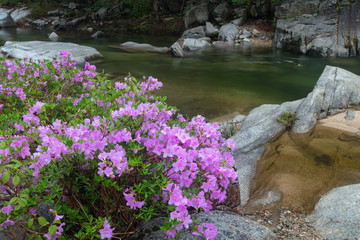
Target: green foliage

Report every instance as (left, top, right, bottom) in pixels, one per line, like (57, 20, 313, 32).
(93, 0, 113, 11)
(277, 112, 299, 130)
(30, 1, 59, 18)
(232, 0, 280, 4)
(0, 52, 236, 239)
(125, 0, 152, 17)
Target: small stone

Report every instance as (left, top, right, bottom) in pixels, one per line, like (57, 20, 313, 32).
(48, 32, 59, 41)
(91, 30, 105, 39)
(68, 2, 77, 9)
(345, 110, 355, 120)
(253, 28, 260, 35)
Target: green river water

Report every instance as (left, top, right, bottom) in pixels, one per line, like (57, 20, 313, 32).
(1, 28, 360, 121)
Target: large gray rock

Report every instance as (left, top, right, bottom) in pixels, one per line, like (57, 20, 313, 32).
(52, 19, 67, 30)
(218, 23, 239, 43)
(136, 211, 276, 240)
(10, 7, 31, 25)
(31, 19, 50, 29)
(274, 1, 360, 57)
(0, 9, 16, 28)
(309, 184, 360, 239)
(96, 7, 108, 20)
(67, 16, 86, 27)
(184, 1, 209, 29)
(231, 99, 303, 205)
(181, 26, 206, 39)
(213, 2, 229, 24)
(170, 38, 210, 57)
(234, 7, 247, 19)
(275, 0, 320, 18)
(293, 66, 360, 133)
(0, 41, 103, 67)
(117, 41, 170, 54)
(182, 38, 211, 51)
(205, 22, 218, 37)
(170, 40, 184, 57)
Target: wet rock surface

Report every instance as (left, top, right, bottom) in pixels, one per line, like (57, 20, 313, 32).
(0, 41, 103, 67)
(116, 41, 170, 54)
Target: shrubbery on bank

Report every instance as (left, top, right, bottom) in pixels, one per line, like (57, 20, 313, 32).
(0, 52, 237, 239)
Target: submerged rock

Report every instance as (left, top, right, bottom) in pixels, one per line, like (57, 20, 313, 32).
(116, 41, 170, 54)
(0, 41, 103, 67)
(231, 99, 302, 205)
(309, 184, 360, 239)
(91, 30, 105, 39)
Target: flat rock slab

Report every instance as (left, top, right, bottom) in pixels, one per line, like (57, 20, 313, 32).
(319, 110, 360, 134)
(115, 41, 170, 54)
(135, 210, 276, 240)
(309, 183, 360, 239)
(0, 41, 103, 67)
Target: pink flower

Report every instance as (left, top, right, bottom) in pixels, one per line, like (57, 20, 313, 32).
(14, 123, 24, 131)
(0, 219, 15, 228)
(123, 191, 145, 210)
(1, 205, 14, 214)
(202, 223, 218, 240)
(99, 219, 113, 239)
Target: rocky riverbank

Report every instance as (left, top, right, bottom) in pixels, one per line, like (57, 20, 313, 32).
(2, 0, 360, 57)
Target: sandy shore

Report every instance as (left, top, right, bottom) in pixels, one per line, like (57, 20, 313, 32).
(318, 110, 360, 134)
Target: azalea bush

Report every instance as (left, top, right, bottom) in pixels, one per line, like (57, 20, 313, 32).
(0, 51, 237, 239)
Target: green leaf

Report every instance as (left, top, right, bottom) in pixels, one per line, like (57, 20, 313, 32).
(2, 171, 10, 185)
(36, 235, 42, 240)
(18, 198, 28, 208)
(38, 217, 49, 227)
(27, 218, 34, 228)
(49, 225, 57, 236)
(12, 175, 20, 187)
(9, 197, 19, 205)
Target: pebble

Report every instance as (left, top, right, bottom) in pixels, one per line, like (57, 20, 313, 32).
(245, 207, 325, 240)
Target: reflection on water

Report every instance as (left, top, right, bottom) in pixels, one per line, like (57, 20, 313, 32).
(1, 28, 360, 120)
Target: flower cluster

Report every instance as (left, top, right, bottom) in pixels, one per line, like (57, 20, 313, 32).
(0, 51, 237, 239)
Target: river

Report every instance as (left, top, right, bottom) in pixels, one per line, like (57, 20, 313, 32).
(1, 28, 360, 121)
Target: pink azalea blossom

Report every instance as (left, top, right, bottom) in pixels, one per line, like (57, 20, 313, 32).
(1, 205, 14, 214)
(99, 219, 114, 239)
